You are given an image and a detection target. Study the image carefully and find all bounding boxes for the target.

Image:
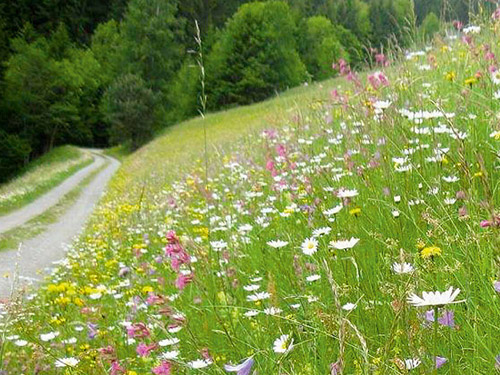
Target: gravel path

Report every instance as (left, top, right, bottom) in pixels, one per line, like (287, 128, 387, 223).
(0, 153, 120, 298)
(0, 152, 105, 234)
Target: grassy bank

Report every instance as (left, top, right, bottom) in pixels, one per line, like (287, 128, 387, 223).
(0, 146, 93, 215)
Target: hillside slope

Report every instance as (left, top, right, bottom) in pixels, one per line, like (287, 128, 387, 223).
(2, 21, 500, 374)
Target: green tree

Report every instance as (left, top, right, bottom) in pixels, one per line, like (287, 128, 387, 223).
(4, 35, 80, 153)
(120, 0, 184, 95)
(299, 16, 349, 80)
(101, 74, 156, 150)
(206, 1, 306, 108)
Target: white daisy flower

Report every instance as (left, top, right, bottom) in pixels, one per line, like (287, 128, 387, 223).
(159, 350, 180, 360)
(244, 310, 260, 317)
(342, 302, 357, 311)
(312, 227, 331, 237)
(301, 237, 318, 255)
(273, 334, 294, 354)
(337, 188, 359, 198)
(306, 274, 321, 282)
(324, 205, 343, 216)
(247, 291, 270, 302)
(188, 359, 212, 369)
(330, 237, 360, 250)
(159, 337, 180, 347)
(40, 331, 59, 342)
(243, 284, 260, 292)
(407, 287, 462, 307)
(264, 307, 282, 315)
(267, 240, 289, 248)
(14, 339, 28, 347)
(392, 262, 415, 274)
(55, 357, 79, 368)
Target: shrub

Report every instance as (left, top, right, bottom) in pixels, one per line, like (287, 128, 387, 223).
(420, 12, 440, 40)
(101, 74, 156, 150)
(206, 1, 306, 109)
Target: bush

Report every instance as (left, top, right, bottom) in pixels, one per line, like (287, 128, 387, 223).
(299, 16, 350, 80)
(420, 12, 440, 40)
(101, 74, 156, 150)
(206, 1, 306, 109)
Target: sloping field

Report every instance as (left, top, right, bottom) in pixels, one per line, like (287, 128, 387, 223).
(2, 23, 500, 374)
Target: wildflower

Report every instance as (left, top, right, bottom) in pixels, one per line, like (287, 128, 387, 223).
(445, 71, 456, 82)
(464, 77, 477, 87)
(330, 237, 360, 250)
(494, 281, 500, 293)
(175, 273, 193, 290)
(312, 227, 331, 237)
(159, 350, 180, 360)
(188, 359, 212, 369)
(421, 246, 442, 259)
(490, 130, 500, 139)
(306, 274, 321, 282)
(404, 358, 421, 370)
(224, 357, 254, 374)
(136, 342, 157, 357)
(55, 357, 79, 368)
(392, 262, 415, 274)
(330, 361, 341, 374)
(349, 207, 361, 216)
(408, 287, 462, 307)
(435, 356, 448, 369)
(425, 309, 455, 327)
(159, 338, 180, 347)
(273, 334, 294, 354)
(342, 303, 357, 311)
(337, 188, 358, 198)
(14, 340, 28, 347)
(40, 331, 59, 342)
(267, 240, 288, 248)
(301, 237, 318, 256)
(324, 205, 343, 216)
(247, 292, 270, 302)
(152, 361, 172, 375)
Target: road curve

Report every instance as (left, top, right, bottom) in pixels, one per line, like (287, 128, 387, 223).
(0, 153, 120, 298)
(0, 153, 106, 234)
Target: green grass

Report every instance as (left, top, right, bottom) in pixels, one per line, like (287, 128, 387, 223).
(0, 146, 93, 215)
(0, 162, 108, 252)
(3, 20, 500, 375)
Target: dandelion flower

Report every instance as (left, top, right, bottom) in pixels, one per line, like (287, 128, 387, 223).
(421, 246, 442, 259)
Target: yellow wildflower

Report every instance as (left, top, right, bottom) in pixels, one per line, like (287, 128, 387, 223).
(421, 246, 442, 259)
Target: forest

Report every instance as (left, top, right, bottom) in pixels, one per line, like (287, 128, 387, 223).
(0, 0, 479, 181)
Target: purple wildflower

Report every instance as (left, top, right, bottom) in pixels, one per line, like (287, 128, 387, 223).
(435, 356, 448, 369)
(224, 357, 254, 375)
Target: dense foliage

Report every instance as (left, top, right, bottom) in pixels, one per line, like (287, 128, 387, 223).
(0, 0, 482, 180)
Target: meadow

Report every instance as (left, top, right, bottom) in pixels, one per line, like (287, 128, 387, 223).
(2, 16, 500, 375)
